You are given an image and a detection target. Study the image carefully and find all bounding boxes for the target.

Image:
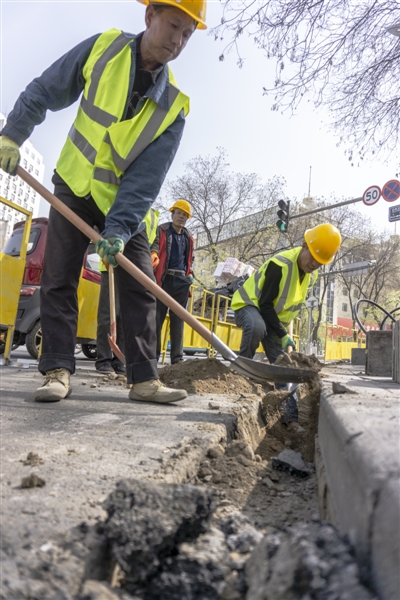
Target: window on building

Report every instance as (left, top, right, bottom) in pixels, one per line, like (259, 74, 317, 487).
(36, 158, 40, 165)
(28, 164, 33, 173)
(353, 289, 359, 299)
(0, 173, 2, 180)
(32, 191, 36, 197)
(23, 202, 28, 209)
(25, 193, 29, 201)
(25, 147, 29, 154)
(12, 184, 16, 191)
(342, 303, 348, 312)
(18, 189, 23, 196)
(31, 152, 35, 159)
(342, 288, 348, 296)
(23, 159, 28, 168)
(35, 169, 39, 176)
(11, 194, 15, 201)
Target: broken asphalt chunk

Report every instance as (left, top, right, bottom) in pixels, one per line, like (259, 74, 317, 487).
(271, 449, 311, 478)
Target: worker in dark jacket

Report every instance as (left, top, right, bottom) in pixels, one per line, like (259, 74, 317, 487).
(0, 0, 207, 405)
(151, 199, 194, 364)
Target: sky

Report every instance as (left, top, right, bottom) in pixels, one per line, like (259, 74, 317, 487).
(1, 0, 399, 233)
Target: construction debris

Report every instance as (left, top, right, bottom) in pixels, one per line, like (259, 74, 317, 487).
(271, 449, 311, 478)
(20, 473, 46, 488)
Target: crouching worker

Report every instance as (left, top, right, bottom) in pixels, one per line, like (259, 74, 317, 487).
(231, 224, 341, 422)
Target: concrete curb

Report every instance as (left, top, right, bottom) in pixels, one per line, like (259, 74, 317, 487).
(317, 379, 400, 599)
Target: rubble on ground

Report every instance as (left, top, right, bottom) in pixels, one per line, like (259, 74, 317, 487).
(2, 479, 374, 599)
(1, 353, 376, 599)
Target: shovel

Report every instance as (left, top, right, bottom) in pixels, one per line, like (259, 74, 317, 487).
(17, 166, 315, 385)
(107, 265, 125, 363)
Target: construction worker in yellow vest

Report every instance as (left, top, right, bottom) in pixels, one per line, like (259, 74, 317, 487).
(231, 223, 341, 423)
(0, 0, 207, 404)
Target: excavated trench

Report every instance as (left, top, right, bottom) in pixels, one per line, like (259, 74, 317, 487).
(3, 356, 377, 600)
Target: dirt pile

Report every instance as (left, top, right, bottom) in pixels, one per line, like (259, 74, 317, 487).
(159, 358, 270, 395)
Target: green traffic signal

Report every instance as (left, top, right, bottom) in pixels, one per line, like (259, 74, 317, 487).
(276, 219, 287, 231)
(276, 199, 290, 232)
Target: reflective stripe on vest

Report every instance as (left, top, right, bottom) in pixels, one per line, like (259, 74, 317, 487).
(56, 29, 190, 212)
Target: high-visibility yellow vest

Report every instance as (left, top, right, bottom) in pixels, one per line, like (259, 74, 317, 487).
(99, 208, 159, 272)
(56, 29, 190, 215)
(231, 247, 317, 326)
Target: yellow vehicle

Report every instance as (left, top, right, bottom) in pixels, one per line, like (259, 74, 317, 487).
(1, 213, 101, 359)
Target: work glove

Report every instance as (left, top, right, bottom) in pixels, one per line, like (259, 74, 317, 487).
(95, 237, 124, 268)
(187, 274, 194, 284)
(0, 136, 20, 175)
(151, 251, 160, 270)
(281, 334, 296, 351)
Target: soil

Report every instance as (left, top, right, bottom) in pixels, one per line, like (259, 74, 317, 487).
(157, 354, 322, 534)
(159, 357, 268, 395)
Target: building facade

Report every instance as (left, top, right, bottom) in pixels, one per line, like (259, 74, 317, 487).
(0, 113, 45, 241)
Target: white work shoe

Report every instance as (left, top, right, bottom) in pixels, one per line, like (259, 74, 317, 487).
(34, 368, 72, 402)
(129, 379, 187, 404)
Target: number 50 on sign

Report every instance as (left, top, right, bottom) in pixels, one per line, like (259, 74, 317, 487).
(362, 185, 381, 206)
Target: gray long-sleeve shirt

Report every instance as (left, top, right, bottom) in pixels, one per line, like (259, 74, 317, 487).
(1, 31, 186, 244)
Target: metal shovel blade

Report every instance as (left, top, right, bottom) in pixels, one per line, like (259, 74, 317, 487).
(230, 355, 316, 384)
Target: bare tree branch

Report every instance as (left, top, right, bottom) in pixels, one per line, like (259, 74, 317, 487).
(213, 0, 400, 162)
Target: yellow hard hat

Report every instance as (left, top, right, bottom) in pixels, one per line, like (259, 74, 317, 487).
(304, 223, 341, 264)
(137, 0, 207, 30)
(169, 199, 192, 218)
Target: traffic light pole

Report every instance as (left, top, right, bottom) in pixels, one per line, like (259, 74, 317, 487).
(289, 196, 363, 221)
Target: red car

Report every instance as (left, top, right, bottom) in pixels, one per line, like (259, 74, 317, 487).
(1, 217, 101, 359)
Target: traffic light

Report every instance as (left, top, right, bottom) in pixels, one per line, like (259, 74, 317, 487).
(276, 199, 290, 232)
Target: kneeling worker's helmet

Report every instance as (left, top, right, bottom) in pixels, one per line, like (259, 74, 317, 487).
(137, 0, 207, 29)
(304, 223, 341, 264)
(169, 199, 192, 218)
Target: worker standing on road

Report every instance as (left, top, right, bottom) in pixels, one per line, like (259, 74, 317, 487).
(231, 223, 341, 423)
(151, 200, 194, 364)
(0, 0, 207, 404)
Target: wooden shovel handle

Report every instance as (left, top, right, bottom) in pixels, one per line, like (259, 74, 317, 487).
(108, 265, 117, 341)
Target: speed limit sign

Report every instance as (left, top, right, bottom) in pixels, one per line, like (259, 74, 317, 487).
(362, 185, 381, 206)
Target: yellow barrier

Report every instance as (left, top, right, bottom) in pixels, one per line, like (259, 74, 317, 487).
(324, 323, 366, 361)
(0, 197, 32, 363)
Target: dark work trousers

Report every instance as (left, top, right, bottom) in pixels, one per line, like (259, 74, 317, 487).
(95, 271, 125, 372)
(38, 173, 158, 384)
(234, 305, 298, 423)
(156, 274, 191, 364)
